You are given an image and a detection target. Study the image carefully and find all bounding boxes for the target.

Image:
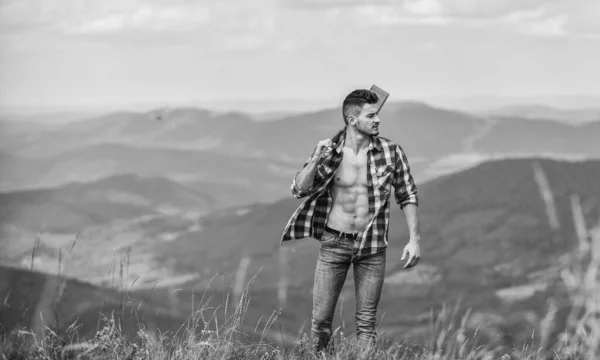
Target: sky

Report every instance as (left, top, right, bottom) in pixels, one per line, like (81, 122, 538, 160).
(1, 0, 599, 113)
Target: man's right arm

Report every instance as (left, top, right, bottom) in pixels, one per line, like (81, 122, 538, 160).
(291, 139, 333, 198)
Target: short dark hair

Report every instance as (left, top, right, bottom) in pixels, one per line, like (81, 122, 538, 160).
(342, 89, 379, 125)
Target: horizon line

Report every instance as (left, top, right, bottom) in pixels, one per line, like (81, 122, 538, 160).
(2, 94, 600, 118)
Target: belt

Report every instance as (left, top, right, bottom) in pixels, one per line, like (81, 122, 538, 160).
(325, 226, 359, 240)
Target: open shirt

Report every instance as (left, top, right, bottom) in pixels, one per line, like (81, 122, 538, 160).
(279, 129, 418, 256)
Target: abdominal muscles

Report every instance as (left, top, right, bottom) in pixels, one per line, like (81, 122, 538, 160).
(326, 155, 371, 233)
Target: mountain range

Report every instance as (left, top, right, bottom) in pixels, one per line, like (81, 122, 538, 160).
(2, 158, 598, 347)
(1, 101, 600, 348)
(2, 101, 599, 201)
(0, 173, 213, 233)
(483, 104, 600, 124)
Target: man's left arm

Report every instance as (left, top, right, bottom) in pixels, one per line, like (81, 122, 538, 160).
(393, 145, 421, 269)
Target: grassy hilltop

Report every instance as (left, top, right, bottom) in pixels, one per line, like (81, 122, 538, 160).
(2, 104, 600, 359)
(1, 221, 599, 360)
(1, 159, 599, 360)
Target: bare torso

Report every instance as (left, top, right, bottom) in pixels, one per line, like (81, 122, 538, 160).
(326, 147, 370, 233)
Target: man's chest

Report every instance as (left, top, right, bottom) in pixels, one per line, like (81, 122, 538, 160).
(326, 150, 396, 196)
(332, 149, 369, 188)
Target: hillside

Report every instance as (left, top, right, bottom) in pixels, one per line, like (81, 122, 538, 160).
(473, 117, 600, 157)
(0, 264, 289, 346)
(2, 157, 599, 348)
(2, 103, 599, 203)
(7, 102, 599, 164)
(149, 158, 600, 344)
(0, 173, 218, 287)
(0, 173, 214, 233)
(2, 108, 258, 158)
(0, 144, 297, 205)
(0, 264, 200, 340)
(163, 157, 600, 273)
(484, 104, 600, 124)
(200, 101, 483, 164)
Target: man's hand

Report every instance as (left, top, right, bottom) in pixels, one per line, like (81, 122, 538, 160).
(401, 239, 420, 269)
(294, 138, 334, 197)
(313, 138, 334, 161)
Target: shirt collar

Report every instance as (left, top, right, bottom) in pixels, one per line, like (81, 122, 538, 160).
(333, 128, 346, 154)
(370, 136, 383, 152)
(334, 129, 383, 153)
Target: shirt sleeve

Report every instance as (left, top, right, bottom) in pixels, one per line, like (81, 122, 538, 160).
(393, 144, 418, 208)
(291, 150, 316, 198)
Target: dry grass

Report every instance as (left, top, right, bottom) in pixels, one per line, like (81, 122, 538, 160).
(1, 162, 598, 359)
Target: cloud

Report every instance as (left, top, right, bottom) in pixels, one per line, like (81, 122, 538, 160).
(526, 13, 569, 37)
(500, 0, 600, 38)
(288, 0, 551, 18)
(503, 8, 547, 22)
(73, 0, 279, 51)
(63, 3, 211, 34)
(322, 4, 453, 27)
(0, 1, 139, 32)
(2, 0, 598, 56)
(403, 0, 442, 16)
(0, 0, 273, 35)
(408, 0, 600, 38)
(428, 0, 553, 19)
(285, 0, 383, 10)
(286, 0, 600, 38)
(559, 0, 600, 38)
(0, 0, 289, 52)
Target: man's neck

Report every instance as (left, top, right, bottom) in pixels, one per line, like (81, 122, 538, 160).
(344, 126, 371, 154)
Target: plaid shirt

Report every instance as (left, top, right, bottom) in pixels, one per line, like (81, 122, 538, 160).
(279, 129, 418, 256)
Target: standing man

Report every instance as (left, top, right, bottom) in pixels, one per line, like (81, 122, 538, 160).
(279, 89, 421, 353)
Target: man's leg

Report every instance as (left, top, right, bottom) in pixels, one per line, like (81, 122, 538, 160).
(353, 249, 386, 346)
(311, 240, 352, 353)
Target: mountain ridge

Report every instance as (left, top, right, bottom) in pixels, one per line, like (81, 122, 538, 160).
(2, 157, 598, 347)
(0, 172, 214, 232)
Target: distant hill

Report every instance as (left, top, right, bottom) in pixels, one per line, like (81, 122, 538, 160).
(0, 264, 121, 338)
(0, 264, 291, 345)
(429, 95, 600, 113)
(0, 102, 484, 199)
(0, 102, 485, 163)
(148, 157, 600, 344)
(483, 104, 600, 124)
(160, 157, 600, 281)
(2, 108, 259, 157)
(3, 103, 599, 195)
(0, 143, 297, 206)
(472, 117, 600, 157)
(0, 120, 50, 154)
(2, 100, 600, 348)
(0, 264, 199, 340)
(212, 101, 483, 164)
(0, 173, 214, 232)
(2, 157, 599, 347)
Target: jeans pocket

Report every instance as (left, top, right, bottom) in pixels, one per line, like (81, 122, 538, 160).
(320, 231, 338, 246)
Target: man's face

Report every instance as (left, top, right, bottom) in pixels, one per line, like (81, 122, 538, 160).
(350, 103, 380, 136)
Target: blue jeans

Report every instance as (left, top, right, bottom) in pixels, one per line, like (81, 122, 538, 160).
(311, 228, 386, 352)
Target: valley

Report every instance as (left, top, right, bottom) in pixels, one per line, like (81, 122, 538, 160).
(1, 103, 599, 349)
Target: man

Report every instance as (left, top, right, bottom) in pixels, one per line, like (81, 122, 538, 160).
(279, 89, 421, 353)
